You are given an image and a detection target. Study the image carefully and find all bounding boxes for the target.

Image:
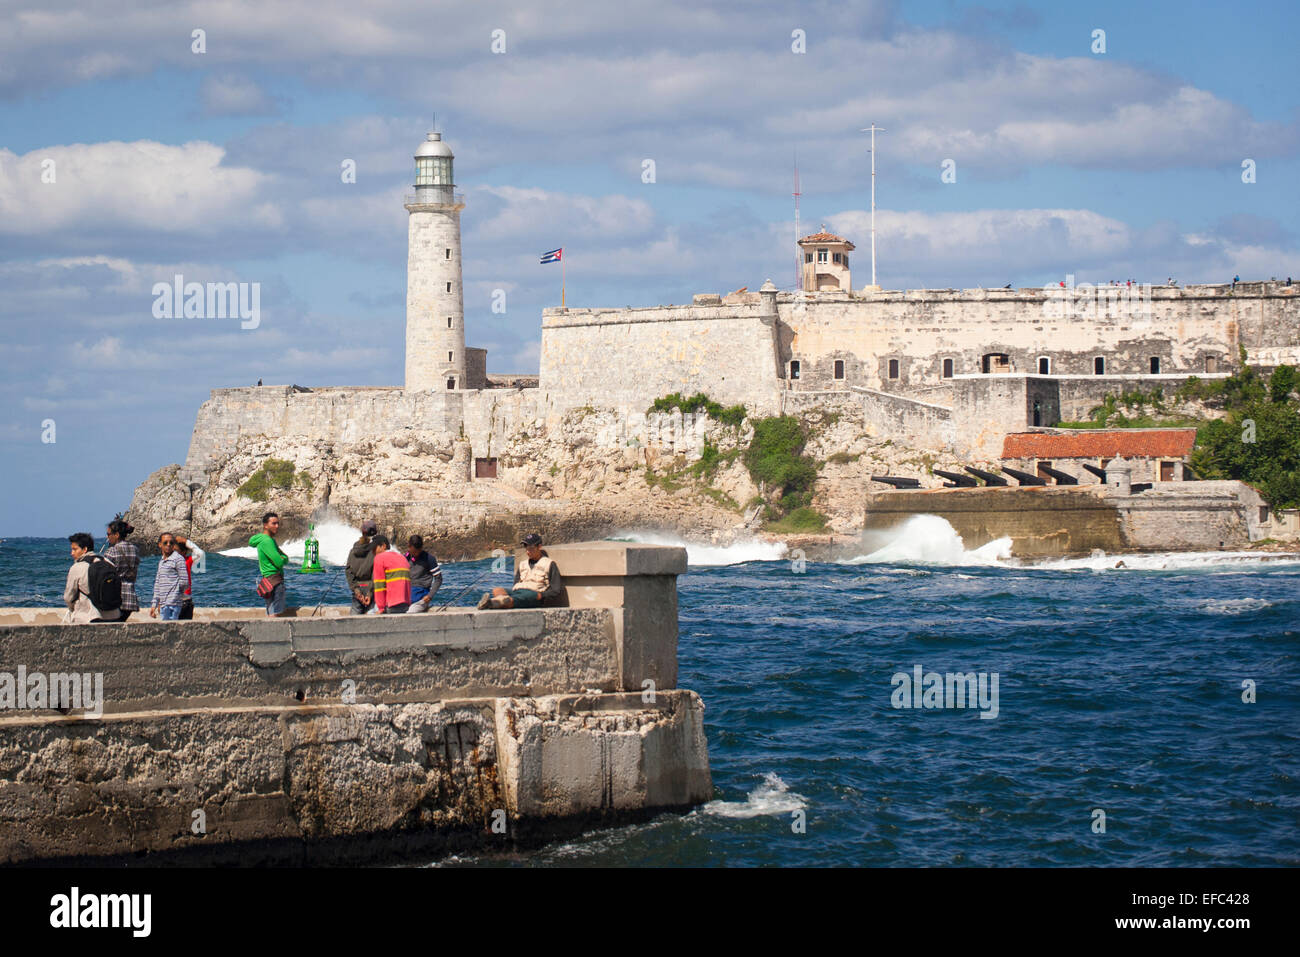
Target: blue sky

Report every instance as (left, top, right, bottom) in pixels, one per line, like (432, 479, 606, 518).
(1, 0, 1297, 536)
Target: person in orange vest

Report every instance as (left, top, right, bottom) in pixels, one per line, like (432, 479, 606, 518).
(370, 535, 412, 614)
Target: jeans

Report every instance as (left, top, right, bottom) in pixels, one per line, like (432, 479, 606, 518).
(264, 580, 287, 616)
(407, 580, 440, 612)
(158, 604, 182, 620)
(350, 590, 373, 615)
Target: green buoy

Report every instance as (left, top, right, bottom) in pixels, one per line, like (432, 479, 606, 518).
(300, 524, 324, 574)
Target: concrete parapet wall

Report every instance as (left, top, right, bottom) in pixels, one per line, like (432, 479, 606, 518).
(0, 541, 710, 863)
(0, 691, 709, 865)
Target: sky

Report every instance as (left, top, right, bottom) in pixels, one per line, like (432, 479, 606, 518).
(1, 0, 1297, 536)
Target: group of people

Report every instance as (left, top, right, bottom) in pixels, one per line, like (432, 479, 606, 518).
(63, 519, 195, 623)
(62, 510, 561, 622)
(342, 519, 444, 615)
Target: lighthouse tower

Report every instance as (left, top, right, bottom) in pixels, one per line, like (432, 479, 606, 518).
(405, 130, 466, 391)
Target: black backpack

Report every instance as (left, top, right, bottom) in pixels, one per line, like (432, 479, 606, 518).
(82, 554, 122, 611)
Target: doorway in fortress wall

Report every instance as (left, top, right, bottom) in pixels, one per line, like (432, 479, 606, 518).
(475, 457, 498, 479)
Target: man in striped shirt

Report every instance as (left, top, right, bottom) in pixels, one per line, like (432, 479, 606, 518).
(370, 535, 411, 614)
(149, 532, 187, 620)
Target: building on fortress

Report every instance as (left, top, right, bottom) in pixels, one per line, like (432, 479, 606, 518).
(178, 126, 1300, 485)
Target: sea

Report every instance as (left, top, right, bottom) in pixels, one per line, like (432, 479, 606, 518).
(2, 515, 1296, 867)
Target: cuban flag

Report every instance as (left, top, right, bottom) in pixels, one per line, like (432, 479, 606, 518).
(540, 248, 563, 264)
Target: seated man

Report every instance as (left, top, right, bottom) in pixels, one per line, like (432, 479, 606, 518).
(477, 533, 563, 609)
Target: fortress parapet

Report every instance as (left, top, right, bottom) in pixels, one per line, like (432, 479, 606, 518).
(0, 541, 711, 865)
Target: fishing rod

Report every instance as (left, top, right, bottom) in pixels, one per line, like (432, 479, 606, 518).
(309, 564, 344, 617)
(434, 565, 500, 613)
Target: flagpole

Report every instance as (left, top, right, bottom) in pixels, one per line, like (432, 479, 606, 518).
(562, 254, 566, 310)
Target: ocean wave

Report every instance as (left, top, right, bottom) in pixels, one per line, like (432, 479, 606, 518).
(840, 515, 1012, 566)
(1023, 550, 1300, 572)
(701, 772, 807, 819)
(614, 532, 788, 566)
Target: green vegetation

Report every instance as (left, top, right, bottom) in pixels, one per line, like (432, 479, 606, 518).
(743, 415, 824, 526)
(237, 458, 312, 502)
(1191, 361, 1300, 509)
(1056, 387, 1201, 429)
(647, 392, 747, 427)
(764, 507, 829, 534)
(826, 450, 861, 465)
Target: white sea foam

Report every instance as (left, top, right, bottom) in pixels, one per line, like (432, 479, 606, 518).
(614, 532, 788, 566)
(1195, 597, 1275, 615)
(219, 518, 359, 566)
(1023, 550, 1300, 572)
(701, 772, 807, 819)
(840, 514, 1012, 566)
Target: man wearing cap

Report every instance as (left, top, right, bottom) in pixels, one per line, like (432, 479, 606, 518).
(345, 519, 380, 615)
(477, 533, 563, 609)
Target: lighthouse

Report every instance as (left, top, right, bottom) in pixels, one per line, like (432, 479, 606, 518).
(405, 130, 466, 391)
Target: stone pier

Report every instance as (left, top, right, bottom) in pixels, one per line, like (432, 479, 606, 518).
(0, 541, 710, 864)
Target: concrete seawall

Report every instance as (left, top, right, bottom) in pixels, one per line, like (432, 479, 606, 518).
(863, 481, 1273, 557)
(0, 542, 711, 864)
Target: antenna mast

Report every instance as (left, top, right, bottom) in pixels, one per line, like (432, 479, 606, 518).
(860, 124, 886, 288)
(793, 153, 802, 292)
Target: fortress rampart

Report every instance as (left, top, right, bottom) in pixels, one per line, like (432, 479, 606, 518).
(0, 542, 711, 864)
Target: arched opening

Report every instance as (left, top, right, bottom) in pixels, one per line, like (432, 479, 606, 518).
(1150, 356, 1161, 374)
(887, 358, 899, 380)
(1205, 356, 1219, 373)
(1094, 356, 1106, 375)
(942, 358, 954, 378)
(1033, 400, 1042, 427)
(833, 359, 845, 380)
(1037, 356, 1051, 375)
(790, 360, 801, 380)
(982, 353, 1010, 374)
(446, 377, 456, 390)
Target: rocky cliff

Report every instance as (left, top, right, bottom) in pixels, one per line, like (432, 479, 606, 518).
(124, 396, 998, 557)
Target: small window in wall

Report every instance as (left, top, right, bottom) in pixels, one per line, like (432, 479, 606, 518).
(834, 359, 845, 380)
(805, 253, 813, 264)
(446, 282, 452, 293)
(790, 360, 801, 380)
(475, 457, 498, 479)
(843, 255, 849, 268)
(888, 359, 899, 380)
(446, 377, 456, 390)
(1033, 400, 1042, 427)
(447, 317, 453, 328)
(1205, 356, 1219, 373)
(942, 358, 954, 378)
(445, 248, 451, 259)
(1094, 356, 1106, 375)
(833, 252, 842, 264)
(1150, 356, 1161, 374)
(448, 351, 454, 362)
(817, 249, 828, 264)
(1160, 460, 1175, 482)
(1036, 460, 1053, 480)
(1038, 356, 1051, 375)
(1259, 506, 1270, 523)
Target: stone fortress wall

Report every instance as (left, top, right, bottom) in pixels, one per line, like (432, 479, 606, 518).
(180, 282, 1298, 478)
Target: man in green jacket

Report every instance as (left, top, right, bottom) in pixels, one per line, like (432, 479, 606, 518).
(249, 511, 289, 616)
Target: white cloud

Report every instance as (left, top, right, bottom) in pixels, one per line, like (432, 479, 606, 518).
(0, 141, 277, 237)
(200, 73, 278, 116)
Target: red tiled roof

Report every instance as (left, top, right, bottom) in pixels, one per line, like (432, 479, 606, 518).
(1002, 429, 1197, 460)
(798, 231, 854, 248)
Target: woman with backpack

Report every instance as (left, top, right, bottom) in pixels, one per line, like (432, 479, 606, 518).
(64, 533, 123, 623)
(102, 518, 140, 622)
